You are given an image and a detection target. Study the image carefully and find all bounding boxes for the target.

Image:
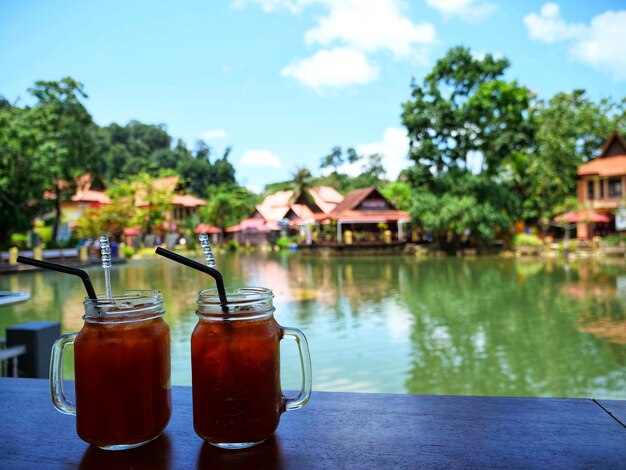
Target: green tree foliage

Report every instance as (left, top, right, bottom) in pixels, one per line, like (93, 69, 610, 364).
(177, 143, 235, 198)
(28, 77, 96, 241)
(381, 180, 412, 211)
(520, 91, 626, 229)
(202, 184, 258, 231)
(401, 46, 534, 177)
(0, 102, 50, 243)
(401, 47, 534, 248)
(411, 171, 518, 253)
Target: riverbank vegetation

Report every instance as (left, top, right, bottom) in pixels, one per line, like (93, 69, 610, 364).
(2, 47, 626, 251)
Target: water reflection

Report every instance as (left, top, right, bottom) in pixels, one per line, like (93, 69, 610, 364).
(2, 254, 626, 399)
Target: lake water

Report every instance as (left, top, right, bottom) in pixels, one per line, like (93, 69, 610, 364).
(2, 253, 626, 399)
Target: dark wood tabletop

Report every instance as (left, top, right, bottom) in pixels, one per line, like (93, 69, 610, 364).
(1, 378, 625, 469)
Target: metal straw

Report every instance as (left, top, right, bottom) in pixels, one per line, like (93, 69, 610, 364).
(99, 234, 112, 299)
(199, 233, 216, 268)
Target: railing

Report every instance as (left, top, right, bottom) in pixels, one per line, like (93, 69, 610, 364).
(0, 248, 79, 261)
(0, 337, 27, 378)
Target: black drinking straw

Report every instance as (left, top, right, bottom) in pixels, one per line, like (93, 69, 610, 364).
(16, 256, 97, 300)
(155, 247, 229, 313)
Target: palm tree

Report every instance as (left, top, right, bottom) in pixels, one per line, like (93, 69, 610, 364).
(290, 166, 314, 204)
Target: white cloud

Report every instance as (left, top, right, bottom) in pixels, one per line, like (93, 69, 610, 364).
(200, 129, 227, 140)
(237, 0, 437, 90)
(281, 47, 379, 91)
(524, 3, 626, 80)
(240, 150, 283, 168)
(231, 0, 306, 13)
(304, 0, 436, 59)
(324, 127, 410, 180)
(356, 127, 410, 180)
(426, 0, 497, 22)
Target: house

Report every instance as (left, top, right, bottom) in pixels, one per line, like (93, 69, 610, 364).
(227, 186, 411, 245)
(60, 173, 110, 229)
(135, 176, 207, 231)
(576, 131, 626, 238)
(226, 186, 342, 245)
(322, 187, 411, 243)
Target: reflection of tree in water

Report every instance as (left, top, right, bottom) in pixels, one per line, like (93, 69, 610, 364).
(402, 257, 626, 398)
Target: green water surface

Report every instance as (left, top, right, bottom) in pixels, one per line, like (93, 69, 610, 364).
(2, 253, 626, 398)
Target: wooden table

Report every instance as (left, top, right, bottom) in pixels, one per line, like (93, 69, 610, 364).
(1, 378, 625, 469)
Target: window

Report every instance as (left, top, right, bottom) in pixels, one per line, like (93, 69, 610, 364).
(600, 179, 605, 198)
(609, 178, 622, 197)
(588, 181, 595, 199)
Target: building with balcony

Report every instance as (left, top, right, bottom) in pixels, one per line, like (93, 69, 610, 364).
(576, 131, 626, 238)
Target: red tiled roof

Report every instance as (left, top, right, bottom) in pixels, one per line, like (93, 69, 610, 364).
(578, 155, 626, 177)
(71, 189, 110, 204)
(255, 186, 341, 223)
(172, 194, 206, 207)
(226, 217, 281, 233)
(331, 187, 376, 213)
(152, 176, 180, 192)
(554, 210, 611, 223)
(194, 224, 221, 234)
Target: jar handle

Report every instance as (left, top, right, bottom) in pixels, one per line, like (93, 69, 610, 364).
(281, 327, 312, 411)
(50, 332, 77, 416)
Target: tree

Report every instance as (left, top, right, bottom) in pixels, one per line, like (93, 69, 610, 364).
(401, 46, 534, 176)
(411, 171, 518, 253)
(106, 174, 173, 234)
(320, 146, 343, 171)
(381, 181, 412, 211)
(290, 167, 313, 202)
(176, 144, 235, 197)
(202, 184, 258, 233)
(522, 91, 626, 230)
(0, 103, 50, 243)
(28, 77, 96, 241)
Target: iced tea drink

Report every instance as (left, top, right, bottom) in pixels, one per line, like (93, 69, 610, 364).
(192, 287, 311, 449)
(51, 290, 172, 450)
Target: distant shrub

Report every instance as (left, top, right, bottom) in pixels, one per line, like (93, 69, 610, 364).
(10, 233, 28, 249)
(275, 236, 291, 250)
(556, 240, 578, 252)
(603, 235, 626, 246)
(227, 239, 240, 252)
(123, 246, 135, 258)
(513, 233, 543, 247)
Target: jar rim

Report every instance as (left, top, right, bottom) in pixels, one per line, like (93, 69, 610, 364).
(83, 290, 164, 323)
(84, 289, 162, 305)
(197, 286, 273, 306)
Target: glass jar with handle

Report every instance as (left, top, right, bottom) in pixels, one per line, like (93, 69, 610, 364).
(192, 287, 312, 449)
(50, 290, 172, 450)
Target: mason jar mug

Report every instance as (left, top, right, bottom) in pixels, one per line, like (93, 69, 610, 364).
(50, 290, 172, 450)
(191, 287, 312, 449)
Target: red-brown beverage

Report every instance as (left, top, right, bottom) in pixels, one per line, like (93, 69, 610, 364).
(50, 290, 172, 450)
(191, 287, 311, 449)
(75, 316, 171, 448)
(192, 315, 282, 444)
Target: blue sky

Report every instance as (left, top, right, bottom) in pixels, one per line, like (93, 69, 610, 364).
(2, 0, 626, 191)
